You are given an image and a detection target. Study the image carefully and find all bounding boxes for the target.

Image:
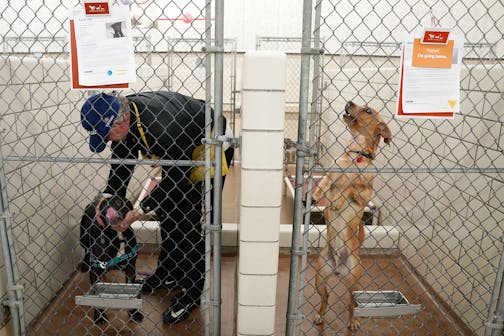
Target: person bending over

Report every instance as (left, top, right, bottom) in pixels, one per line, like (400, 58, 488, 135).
(80, 91, 231, 324)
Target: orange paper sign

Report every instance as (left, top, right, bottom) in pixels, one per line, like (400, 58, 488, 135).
(412, 38, 454, 68)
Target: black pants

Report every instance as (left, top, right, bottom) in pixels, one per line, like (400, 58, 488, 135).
(156, 148, 234, 304)
(157, 180, 205, 304)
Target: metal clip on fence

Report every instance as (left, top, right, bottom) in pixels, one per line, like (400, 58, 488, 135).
(484, 316, 503, 331)
(292, 246, 310, 256)
(4, 285, 23, 307)
(0, 212, 12, 219)
(201, 46, 225, 54)
(2, 284, 23, 326)
(293, 142, 315, 158)
(202, 135, 240, 147)
(300, 46, 325, 55)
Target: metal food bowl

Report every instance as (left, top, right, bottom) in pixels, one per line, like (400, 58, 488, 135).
(353, 290, 423, 317)
(75, 282, 143, 309)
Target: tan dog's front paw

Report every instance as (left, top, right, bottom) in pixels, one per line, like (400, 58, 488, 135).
(314, 313, 323, 325)
(348, 318, 360, 331)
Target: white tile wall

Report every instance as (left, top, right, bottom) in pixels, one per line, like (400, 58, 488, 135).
(238, 274, 277, 305)
(238, 51, 285, 335)
(468, 64, 504, 93)
(30, 82, 60, 109)
(241, 131, 284, 170)
(0, 84, 31, 113)
(481, 91, 504, 122)
(242, 51, 286, 91)
(0, 56, 12, 83)
(42, 58, 69, 82)
(240, 169, 283, 207)
(45, 105, 71, 132)
(9, 57, 44, 84)
(239, 241, 279, 275)
(239, 206, 281, 242)
(241, 91, 286, 131)
(237, 305, 275, 335)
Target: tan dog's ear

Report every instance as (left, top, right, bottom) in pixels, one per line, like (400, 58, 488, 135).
(379, 122, 392, 145)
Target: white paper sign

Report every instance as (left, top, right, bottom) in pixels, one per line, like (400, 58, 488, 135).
(396, 30, 464, 119)
(71, 5, 136, 86)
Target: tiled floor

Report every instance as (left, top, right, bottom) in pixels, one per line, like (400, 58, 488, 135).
(28, 252, 470, 336)
(27, 164, 471, 335)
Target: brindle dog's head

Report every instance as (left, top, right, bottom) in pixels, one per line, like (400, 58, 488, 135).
(79, 195, 133, 271)
(93, 196, 132, 259)
(343, 101, 392, 159)
(96, 196, 132, 228)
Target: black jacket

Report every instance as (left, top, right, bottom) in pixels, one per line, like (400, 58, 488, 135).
(103, 91, 214, 218)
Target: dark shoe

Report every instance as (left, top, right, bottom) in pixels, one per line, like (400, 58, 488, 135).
(162, 296, 200, 324)
(141, 274, 177, 293)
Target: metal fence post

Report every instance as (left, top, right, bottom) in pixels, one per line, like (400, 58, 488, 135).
(0, 147, 25, 336)
(295, 1, 323, 335)
(204, 1, 213, 334)
(285, 0, 313, 334)
(212, 0, 225, 334)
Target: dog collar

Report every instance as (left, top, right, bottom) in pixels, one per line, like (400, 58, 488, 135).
(91, 243, 139, 269)
(349, 151, 373, 162)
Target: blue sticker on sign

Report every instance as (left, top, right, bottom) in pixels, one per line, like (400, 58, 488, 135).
(107, 70, 113, 76)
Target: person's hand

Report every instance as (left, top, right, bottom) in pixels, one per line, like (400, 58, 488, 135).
(111, 209, 144, 232)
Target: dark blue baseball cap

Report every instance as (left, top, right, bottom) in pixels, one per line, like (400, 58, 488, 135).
(80, 93, 119, 153)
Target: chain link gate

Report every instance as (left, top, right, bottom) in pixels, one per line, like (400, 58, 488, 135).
(0, 0, 228, 335)
(287, 0, 504, 335)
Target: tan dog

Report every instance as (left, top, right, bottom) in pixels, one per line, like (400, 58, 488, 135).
(312, 101, 391, 330)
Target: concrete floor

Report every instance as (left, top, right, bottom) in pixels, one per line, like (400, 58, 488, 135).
(27, 164, 471, 335)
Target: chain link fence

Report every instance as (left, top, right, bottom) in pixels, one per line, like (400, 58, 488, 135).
(287, 0, 504, 335)
(256, 37, 324, 146)
(1, 0, 503, 335)
(0, 1, 229, 335)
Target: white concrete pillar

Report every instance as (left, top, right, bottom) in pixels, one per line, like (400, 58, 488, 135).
(237, 51, 286, 335)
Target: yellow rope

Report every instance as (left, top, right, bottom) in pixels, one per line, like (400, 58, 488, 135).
(132, 101, 159, 160)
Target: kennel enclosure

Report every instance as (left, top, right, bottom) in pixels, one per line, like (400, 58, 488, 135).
(0, 0, 502, 335)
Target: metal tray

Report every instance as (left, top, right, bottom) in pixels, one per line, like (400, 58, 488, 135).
(75, 282, 142, 309)
(353, 290, 422, 317)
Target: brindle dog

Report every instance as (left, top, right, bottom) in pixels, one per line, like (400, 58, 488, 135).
(79, 195, 144, 324)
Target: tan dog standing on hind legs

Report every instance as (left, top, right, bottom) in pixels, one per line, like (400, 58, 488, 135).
(311, 101, 392, 330)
